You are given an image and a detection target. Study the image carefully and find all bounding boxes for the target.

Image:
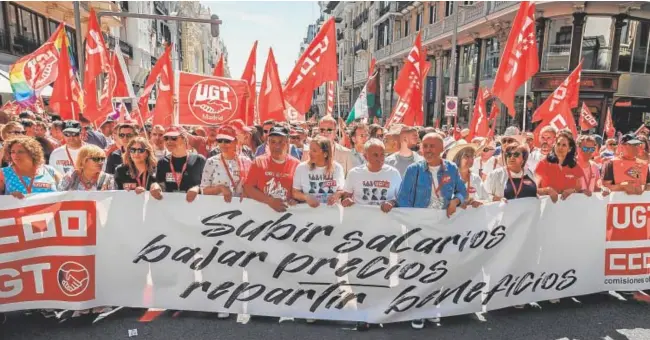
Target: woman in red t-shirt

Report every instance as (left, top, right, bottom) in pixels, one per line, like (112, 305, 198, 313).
(535, 130, 585, 203)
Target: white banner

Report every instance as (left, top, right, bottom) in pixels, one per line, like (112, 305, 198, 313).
(1, 192, 649, 323)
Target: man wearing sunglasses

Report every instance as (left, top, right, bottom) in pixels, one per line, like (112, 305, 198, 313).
(576, 135, 606, 195)
(150, 126, 206, 202)
(602, 133, 650, 195)
(49, 120, 84, 174)
(105, 123, 138, 174)
(301, 115, 351, 171)
(255, 119, 302, 159)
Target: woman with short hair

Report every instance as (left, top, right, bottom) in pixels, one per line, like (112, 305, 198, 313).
(484, 142, 537, 201)
(0, 137, 61, 197)
(59, 144, 116, 191)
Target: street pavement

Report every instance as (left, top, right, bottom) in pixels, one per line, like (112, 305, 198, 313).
(3, 293, 650, 340)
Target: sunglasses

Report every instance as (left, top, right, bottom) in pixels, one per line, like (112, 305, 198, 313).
(129, 147, 146, 154)
(8, 130, 25, 135)
(505, 152, 522, 159)
(88, 157, 106, 163)
(64, 132, 80, 137)
(217, 139, 232, 144)
(119, 133, 136, 138)
(482, 148, 494, 152)
(163, 136, 179, 141)
(608, 143, 618, 147)
(581, 146, 596, 153)
(320, 128, 335, 133)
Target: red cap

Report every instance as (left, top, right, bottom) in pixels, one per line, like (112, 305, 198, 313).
(230, 119, 252, 133)
(217, 125, 237, 141)
(164, 126, 182, 137)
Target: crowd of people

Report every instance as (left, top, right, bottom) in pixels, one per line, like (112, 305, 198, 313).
(1, 109, 649, 329)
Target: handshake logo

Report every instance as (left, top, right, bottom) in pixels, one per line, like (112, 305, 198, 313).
(57, 261, 91, 297)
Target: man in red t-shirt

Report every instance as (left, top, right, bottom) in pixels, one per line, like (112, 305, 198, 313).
(244, 125, 299, 212)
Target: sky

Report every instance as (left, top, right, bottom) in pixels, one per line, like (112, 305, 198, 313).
(203, 1, 321, 83)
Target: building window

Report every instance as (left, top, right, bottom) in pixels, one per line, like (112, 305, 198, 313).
(7, 3, 50, 56)
(404, 18, 409, 37)
(542, 17, 573, 71)
(429, 4, 437, 24)
(482, 37, 500, 80)
(459, 44, 477, 83)
(581, 16, 614, 71)
(618, 19, 650, 74)
(416, 10, 422, 31)
(445, 2, 454, 17)
(396, 19, 402, 39)
(463, 1, 475, 5)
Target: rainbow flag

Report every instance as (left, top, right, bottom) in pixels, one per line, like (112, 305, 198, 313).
(9, 23, 79, 108)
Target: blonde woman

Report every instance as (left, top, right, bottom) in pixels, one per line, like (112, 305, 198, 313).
(0, 137, 61, 197)
(292, 135, 344, 207)
(114, 137, 157, 192)
(59, 144, 116, 191)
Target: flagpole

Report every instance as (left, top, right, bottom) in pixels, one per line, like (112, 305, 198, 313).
(522, 81, 528, 132)
(336, 81, 341, 119)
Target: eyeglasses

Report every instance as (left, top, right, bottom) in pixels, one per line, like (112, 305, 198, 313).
(505, 152, 522, 159)
(608, 143, 618, 147)
(581, 146, 596, 153)
(163, 136, 179, 141)
(129, 147, 146, 154)
(320, 128, 335, 133)
(482, 148, 494, 152)
(88, 157, 106, 163)
(217, 139, 232, 144)
(119, 133, 136, 138)
(63, 132, 80, 137)
(7, 130, 25, 135)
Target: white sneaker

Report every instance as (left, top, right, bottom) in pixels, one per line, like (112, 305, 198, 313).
(549, 299, 560, 304)
(306, 318, 316, 324)
(217, 312, 229, 319)
(427, 317, 440, 323)
(411, 319, 424, 329)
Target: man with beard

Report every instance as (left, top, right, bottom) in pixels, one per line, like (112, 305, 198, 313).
(150, 125, 168, 159)
(526, 125, 557, 173)
(385, 126, 423, 177)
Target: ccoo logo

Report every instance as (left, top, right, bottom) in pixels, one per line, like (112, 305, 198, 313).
(24, 42, 58, 90)
(57, 261, 90, 297)
(188, 78, 239, 124)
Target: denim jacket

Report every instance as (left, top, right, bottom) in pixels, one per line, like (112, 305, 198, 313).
(396, 159, 467, 208)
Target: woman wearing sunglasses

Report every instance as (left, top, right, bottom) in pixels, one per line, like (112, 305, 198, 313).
(58, 144, 116, 191)
(201, 125, 251, 203)
(447, 142, 488, 207)
(484, 142, 537, 202)
(534, 130, 585, 203)
(114, 137, 157, 192)
(0, 137, 61, 198)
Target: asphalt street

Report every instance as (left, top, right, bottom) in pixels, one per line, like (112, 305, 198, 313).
(3, 293, 650, 340)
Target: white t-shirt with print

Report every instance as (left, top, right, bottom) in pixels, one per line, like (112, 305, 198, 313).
(428, 165, 444, 209)
(293, 162, 345, 203)
(343, 164, 402, 206)
(49, 145, 81, 174)
(200, 154, 251, 196)
(471, 156, 500, 178)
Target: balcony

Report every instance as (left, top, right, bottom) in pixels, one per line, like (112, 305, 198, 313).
(352, 8, 369, 30)
(354, 39, 368, 54)
(154, 1, 167, 15)
(9, 33, 40, 56)
(379, 3, 392, 17)
(104, 34, 134, 59)
(397, 1, 414, 12)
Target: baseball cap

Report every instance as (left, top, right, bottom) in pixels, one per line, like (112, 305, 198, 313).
(230, 119, 252, 133)
(621, 133, 642, 145)
(100, 116, 115, 126)
(289, 128, 300, 136)
(63, 120, 81, 133)
(268, 125, 289, 137)
(217, 125, 237, 141)
(164, 126, 183, 137)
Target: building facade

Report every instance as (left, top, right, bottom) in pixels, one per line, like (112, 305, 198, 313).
(177, 1, 227, 76)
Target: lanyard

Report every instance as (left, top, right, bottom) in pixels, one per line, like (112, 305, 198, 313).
(220, 154, 243, 189)
(65, 146, 75, 166)
(14, 166, 35, 194)
(431, 173, 441, 198)
(582, 163, 594, 190)
(135, 171, 148, 189)
(79, 171, 98, 191)
(170, 156, 188, 188)
(506, 168, 525, 198)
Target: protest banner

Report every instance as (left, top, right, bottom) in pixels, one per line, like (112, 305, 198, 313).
(176, 71, 250, 126)
(1, 191, 649, 322)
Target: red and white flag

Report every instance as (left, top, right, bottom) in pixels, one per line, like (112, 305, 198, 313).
(491, 1, 538, 116)
(83, 8, 114, 123)
(138, 45, 173, 126)
(467, 87, 489, 140)
(325, 81, 335, 116)
(604, 107, 615, 138)
(110, 45, 135, 98)
(259, 48, 286, 122)
(284, 17, 337, 116)
(240, 41, 257, 125)
(579, 102, 598, 131)
(532, 61, 582, 124)
(213, 54, 225, 77)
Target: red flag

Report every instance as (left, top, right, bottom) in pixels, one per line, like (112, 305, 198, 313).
(284, 17, 337, 115)
(604, 107, 615, 138)
(368, 58, 376, 78)
(468, 87, 489, 140)
(240, 41, 257, 125)
(110, 48, 135, 98)
(491, 1, 538, 116)
(83, 8, 113, 122)
(488, 101, 500, 121)
(213, 54, 225, 77)
(326, 81, 335, 116)
(138, 45, 173, 125)
(533, 104, 579, 140)
(532, 61, 582, 123)
(635, 124, 649, 136)
(49, 32, 82, 121)
(259, 48, 286, 122)
(579, 102, 598, 131)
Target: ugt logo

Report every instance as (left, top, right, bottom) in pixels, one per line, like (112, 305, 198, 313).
(189, 79, 239, 124)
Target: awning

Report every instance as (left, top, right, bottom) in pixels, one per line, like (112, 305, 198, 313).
(0, 69, 54, 97)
